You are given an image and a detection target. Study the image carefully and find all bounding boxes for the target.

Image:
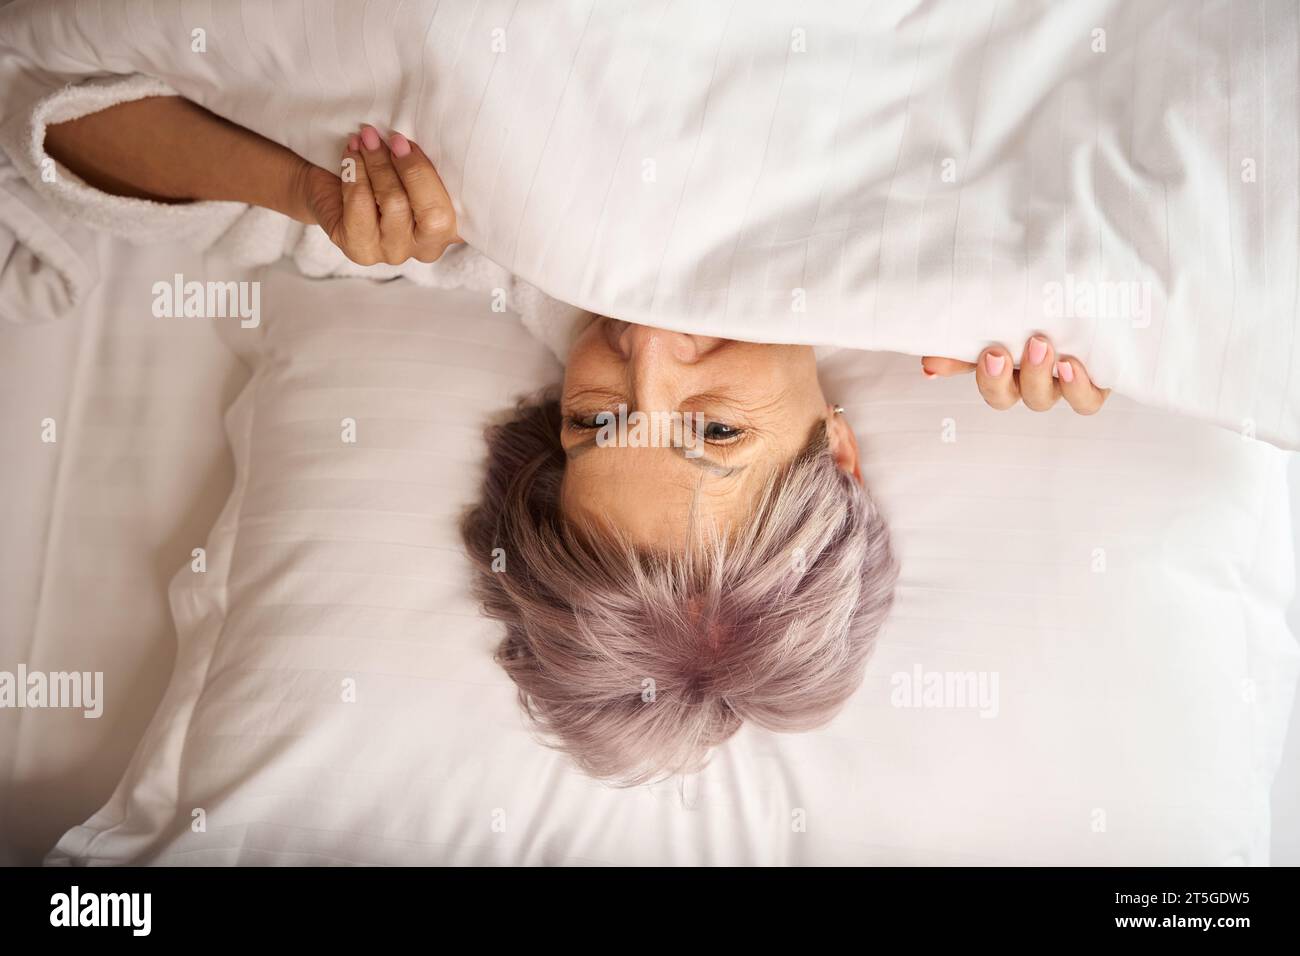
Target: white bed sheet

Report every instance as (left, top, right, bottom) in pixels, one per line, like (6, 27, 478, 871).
(2, 236, 1298, 865)
(1276, 459, 1300, 864)
(0, 237, 247, 864)
(26, 262, 1299, 867)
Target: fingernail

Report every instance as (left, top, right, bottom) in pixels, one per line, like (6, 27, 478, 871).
(347, 134, 360, 153)
(1028, 336, 1048, 366)
(984, 352, 1005, 377)
(360, 125, 382, 151)
(1056, 359, 1074, 384)
(390, 132, 411, 158)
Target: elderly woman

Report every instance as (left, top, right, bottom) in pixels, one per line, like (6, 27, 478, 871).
(44, 99, 1109, 783)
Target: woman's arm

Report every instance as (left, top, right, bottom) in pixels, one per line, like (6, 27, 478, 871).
(42, 95, 461, 265)
(43, 95, 320, 223)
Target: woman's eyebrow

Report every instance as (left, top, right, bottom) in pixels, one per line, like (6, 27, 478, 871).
(563, 434, 746, 478)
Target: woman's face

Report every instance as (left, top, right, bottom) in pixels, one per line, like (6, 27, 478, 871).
(559, 318, 863, 549)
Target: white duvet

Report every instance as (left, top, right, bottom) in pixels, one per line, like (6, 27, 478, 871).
(0, 0, 1297, 446)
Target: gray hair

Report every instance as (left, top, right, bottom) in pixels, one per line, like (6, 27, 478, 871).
(461, 391, 897, 785)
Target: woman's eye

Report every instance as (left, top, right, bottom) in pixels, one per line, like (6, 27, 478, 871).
(564, 411, 744, 444)
(566, 412, 612, 430)
(701, 421, 743, 442)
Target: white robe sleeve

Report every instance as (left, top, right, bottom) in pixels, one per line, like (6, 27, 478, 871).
(0, 70, 256, 322)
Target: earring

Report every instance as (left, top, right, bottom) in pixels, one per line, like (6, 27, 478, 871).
(833, 405, 846, 416)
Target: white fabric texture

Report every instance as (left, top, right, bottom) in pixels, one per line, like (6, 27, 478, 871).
(42, 262, 1299, 866)
(0, 0, 1296, 444)
(0, 237, 248, 864)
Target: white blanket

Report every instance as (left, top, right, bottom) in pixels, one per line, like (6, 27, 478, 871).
(0, 0, 1297, 446)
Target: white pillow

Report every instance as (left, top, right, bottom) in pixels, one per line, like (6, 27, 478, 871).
(1, 0, 1298, 447)
(49, 263, 1299, 865)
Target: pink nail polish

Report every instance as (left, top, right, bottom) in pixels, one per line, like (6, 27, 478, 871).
(360, 125, 382, 151)
(390, 133, 411, 158)
(347, 134, 360, 153)
(984, 352, 1006, 377)
(1056, 360, 1074, 384)
(1028, 336, 1048, 366)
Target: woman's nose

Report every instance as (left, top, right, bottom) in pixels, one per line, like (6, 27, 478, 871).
(612, 320, 722, 364)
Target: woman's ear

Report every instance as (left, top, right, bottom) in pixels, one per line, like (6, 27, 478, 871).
(825, 405, 864, 485)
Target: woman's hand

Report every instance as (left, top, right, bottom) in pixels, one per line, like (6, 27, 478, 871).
(302, 124, 462, 267)
(44, 99, 461, 268)
(920, 335, 1110, 415)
